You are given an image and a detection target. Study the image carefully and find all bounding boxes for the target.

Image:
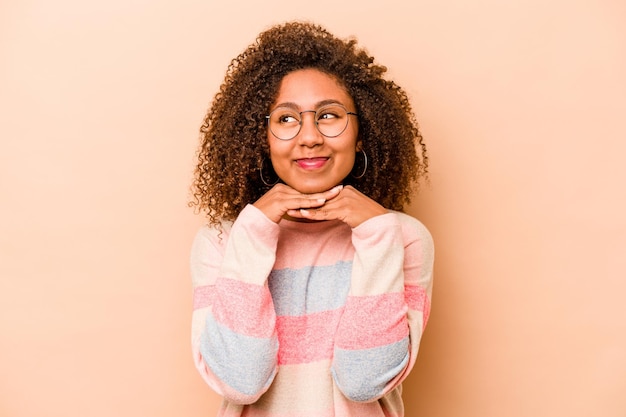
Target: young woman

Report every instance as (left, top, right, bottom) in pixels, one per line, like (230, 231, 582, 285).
(189, 21, 434, 417)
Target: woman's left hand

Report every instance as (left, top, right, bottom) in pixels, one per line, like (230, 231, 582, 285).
(286, 185, 388, 228)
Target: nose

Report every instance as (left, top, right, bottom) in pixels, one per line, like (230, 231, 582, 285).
(297, 111, 324, 146)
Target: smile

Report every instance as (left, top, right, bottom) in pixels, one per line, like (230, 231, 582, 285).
(295, 157, 329, 170)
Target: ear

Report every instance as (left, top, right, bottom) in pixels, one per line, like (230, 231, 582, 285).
(355, 140, 363, 152)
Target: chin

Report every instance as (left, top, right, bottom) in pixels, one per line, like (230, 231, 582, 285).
(291, 181, 342, 194)
(292, 185, 325, 194)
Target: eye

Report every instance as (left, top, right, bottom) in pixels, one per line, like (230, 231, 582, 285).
(278, 114, 298, 124)
(272, 109, 299, 125)
(317, 106, 344, 122)
(318, 111, 338, 120)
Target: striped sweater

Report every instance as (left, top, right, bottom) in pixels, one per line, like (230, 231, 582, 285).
(191, 204, 434, 416)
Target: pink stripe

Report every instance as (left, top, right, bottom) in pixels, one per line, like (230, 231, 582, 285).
(423, 295, 431, 327)
(193, 285, 214, 310)
(405, 284, 426, 311)
(212, 277, 275, 338)
(276, 309, 340, 365)
(215, 407, 339, 417)
(335, 293, 408, 350)
(405, 284, 431, 329)
(217, 404, 403, 417)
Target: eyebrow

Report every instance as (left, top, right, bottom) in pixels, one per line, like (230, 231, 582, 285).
(271, 99, 346, 111)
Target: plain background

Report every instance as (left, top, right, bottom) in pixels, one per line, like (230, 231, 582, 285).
(1, 0, 625, 416)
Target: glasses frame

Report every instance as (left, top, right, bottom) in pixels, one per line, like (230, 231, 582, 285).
(265, 104, 358, 141)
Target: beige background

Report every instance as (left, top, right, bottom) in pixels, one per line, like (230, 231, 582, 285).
(1, 0, 625, 416)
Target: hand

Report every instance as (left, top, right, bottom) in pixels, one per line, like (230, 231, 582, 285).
(253, 183, 344, 224)
(286, 185, 388, 228)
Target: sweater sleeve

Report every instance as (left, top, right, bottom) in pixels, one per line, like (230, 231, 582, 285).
(190, 205, 280, 404)
(330, 212, 434, 402)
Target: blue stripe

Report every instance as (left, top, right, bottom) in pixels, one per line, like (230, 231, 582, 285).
(200, 316, 277, 396)
(268, 261, 352, 316)
(331, 338, 410, 402)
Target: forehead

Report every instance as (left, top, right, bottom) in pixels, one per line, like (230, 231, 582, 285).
(273, 68, 354, 109)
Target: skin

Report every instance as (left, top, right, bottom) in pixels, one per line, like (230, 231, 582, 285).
(253, 69, 387, 228)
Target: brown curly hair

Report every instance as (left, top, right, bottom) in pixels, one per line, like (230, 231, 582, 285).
(190, 21, 428, 226)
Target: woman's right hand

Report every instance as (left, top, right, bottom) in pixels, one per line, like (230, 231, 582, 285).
(253, 183, 343, 223)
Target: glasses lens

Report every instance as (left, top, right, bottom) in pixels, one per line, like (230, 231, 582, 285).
(315, 105, 349, 138)
(269, 107, 300, 140)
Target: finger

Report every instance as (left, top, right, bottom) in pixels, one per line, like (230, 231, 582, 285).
(285, 209, 307, 219)
(293, 185, 343, 204)
(322, 184, 343, 200)
(285, 196, 328, 210)
(282, 186, 343, 210)
(297, 207, 335, 221)
(299, 188, 386, 227)
(285, 207, 332, 220)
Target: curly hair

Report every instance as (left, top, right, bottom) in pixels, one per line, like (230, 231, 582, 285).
(190, 21, 428, 226)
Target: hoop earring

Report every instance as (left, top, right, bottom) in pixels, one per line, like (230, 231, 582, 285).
(259, 157, 279, 186)
(351, 150, 368, 179)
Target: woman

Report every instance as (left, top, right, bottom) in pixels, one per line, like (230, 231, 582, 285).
(189, 21, 434, 417)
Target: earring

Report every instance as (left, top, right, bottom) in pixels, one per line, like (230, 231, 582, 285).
(350, 150, 368, 179)
(259, 157, 279, 186)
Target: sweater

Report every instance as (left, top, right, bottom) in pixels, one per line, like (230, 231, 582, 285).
(190, 204, 434, 416)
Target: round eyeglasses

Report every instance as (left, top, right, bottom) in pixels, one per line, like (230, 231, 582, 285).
(266, 104, 358, 141)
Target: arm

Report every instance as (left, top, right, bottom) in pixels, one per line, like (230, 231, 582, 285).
(331, 212, 434, 402)
(190, 205, 280, 404)
(190, 183, 339, 403)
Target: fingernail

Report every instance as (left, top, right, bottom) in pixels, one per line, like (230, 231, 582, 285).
(333, 185, 344, 192)
(300, 209, 310, 215)
(317, 198, 326, 203)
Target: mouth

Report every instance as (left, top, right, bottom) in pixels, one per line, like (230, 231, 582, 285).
(295, 157, 329, 170)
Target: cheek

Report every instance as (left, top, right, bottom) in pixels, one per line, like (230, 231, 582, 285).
(267, 139, 292, 168)
(266, 135, 279, 156)
(343, 151, 357, 173)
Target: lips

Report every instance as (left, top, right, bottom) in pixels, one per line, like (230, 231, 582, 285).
(295, 157, 329, 170)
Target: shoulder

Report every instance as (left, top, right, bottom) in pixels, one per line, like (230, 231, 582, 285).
(190, 220, 234, 264)
(190, 221, 234, 287)
(191, 204, 277, 254)
(193, 220, 233, 246)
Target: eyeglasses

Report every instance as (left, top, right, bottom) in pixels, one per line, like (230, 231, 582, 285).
(266, 104, 358, 141)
